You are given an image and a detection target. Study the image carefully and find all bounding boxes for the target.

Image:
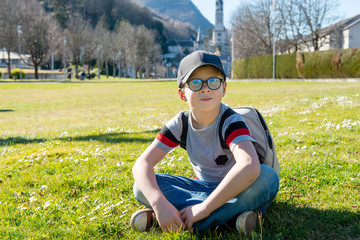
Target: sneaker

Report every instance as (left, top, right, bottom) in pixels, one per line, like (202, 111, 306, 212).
(130, 208, 156, 232)
(235, 211, 257, 233)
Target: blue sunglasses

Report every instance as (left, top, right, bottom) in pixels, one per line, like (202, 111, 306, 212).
(186, 77, 224, 91)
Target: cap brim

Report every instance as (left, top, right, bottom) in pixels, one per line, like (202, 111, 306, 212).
(180, 63, 226, 87)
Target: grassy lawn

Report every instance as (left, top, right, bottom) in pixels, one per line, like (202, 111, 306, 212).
(0, 80, 359, 239)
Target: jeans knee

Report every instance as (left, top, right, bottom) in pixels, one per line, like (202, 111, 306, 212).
(258, 164, 280, 196)
(133, 182, 151, 207)
(240, 165, 279, 200)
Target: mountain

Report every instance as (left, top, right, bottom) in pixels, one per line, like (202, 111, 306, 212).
(39, 0, 197, 50)
(135, 0, 213, 35)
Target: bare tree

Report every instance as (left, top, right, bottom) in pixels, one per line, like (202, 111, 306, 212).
(65, 16, 92, 78)
(296, 0, 340, 51)
(114, 20, 136, 78)
(135, 25, 161, 78)
(20, 0, 60, 79)
(231, 0, 274, 58)
(276, 0, 304, 53)
(79, 25, 96, 78)
(276, 0, 339, 52)
(48, 21, 63, 72)
(109, 33, 119, 78)
(232, 0, 340, 58)
(94, 19, 115, 78)
(0, 0, 22, 78)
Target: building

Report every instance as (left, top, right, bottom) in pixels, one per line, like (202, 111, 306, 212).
(0, 49, 32, 70)
(166, 39, 195, 59)
(194, 26, 204, 51)
(162, 0, 232, 78)
(210, 0, 231, 77)
(163, 39, 195, 77)
(296, 14, 360, 52)
(212, 0, 228, 49)
(0, 49, 68, 80)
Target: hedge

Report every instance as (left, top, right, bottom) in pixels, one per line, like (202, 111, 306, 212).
(233, 48, 360, 79)
(11, 68, 26, 80)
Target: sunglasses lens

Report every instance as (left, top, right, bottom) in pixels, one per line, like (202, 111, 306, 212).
(207, 78, 221, 90)
(187, 78, 223, 91)
(188, 79, 202, 91)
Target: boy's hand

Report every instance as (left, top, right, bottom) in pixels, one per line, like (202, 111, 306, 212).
(179, 203, 209, 230)
(153, 201, 185, 232)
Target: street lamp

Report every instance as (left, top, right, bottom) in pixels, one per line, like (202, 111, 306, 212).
(145, 56, 148, 78)
(118, 50, 121, 78)
(97, 45, 101, 79)
(69, 51, 72, 80)
(17, 25, 22, 80)
(133, 54, 136, 78)
(51, 52, 54, 81)
(231, 27, 234, 79)
(63, 36, 67, 71)
(271, 0, 277, 80)
(167, 63, 171, 78)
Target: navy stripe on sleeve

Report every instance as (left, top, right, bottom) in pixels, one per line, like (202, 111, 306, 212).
(224, 121, 251, 146)
(156, 126, 180, 147)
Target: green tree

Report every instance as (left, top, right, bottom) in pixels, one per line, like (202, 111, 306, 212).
(49, 0, 70, 29)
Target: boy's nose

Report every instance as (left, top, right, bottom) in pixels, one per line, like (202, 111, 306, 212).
(200, 82, 210, 92)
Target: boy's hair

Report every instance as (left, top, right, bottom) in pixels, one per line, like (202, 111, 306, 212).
(177, 50, 226, 88)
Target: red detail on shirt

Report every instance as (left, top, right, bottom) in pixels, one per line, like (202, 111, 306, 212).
(156, 133, 179, 148)
(226, 128, 251, 147)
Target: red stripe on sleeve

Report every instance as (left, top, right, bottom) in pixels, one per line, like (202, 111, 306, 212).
(156, 133, 179, 148)
(225, 128, 251, 147)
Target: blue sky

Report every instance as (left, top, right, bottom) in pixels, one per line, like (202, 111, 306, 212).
(192, 0, 360, 28)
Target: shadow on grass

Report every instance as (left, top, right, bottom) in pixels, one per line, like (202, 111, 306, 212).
(0, 130, 160, 146)
(255, 201, 358, 239)
(0, 136, 46, 145)
(0, 109, 14, 112)
(59, 131, 159, 144)
(127, 200, 359, 239)
(196, 201, 359, 239)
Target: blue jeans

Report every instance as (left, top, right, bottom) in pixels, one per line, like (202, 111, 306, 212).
(133, 164, 279, 232)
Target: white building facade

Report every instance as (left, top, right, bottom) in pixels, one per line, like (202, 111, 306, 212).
(0, 49, 32, 69)
(342, 16, 360, 49)
(297, 14, 360, 52)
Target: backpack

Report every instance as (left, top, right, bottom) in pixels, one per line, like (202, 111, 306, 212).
(179, 106, 280, 177)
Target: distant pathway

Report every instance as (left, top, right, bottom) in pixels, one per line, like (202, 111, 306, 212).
(228, 78, 360, 82)
(1, 78, 360, 83)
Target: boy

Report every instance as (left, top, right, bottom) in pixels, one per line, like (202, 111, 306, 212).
(131, 50, 279, 233)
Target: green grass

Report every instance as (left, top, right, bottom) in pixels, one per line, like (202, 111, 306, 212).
(0, 80, 359, 239)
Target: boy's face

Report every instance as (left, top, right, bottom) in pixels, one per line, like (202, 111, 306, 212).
(178, 65, 226, 113)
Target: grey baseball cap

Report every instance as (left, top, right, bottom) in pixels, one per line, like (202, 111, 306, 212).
(177, 50, 226, 88)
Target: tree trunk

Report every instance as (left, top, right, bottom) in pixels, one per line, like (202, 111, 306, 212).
(7, 52, 11, 78)
(75, 63, 79, 79)
(34, 65, 39, 79)
(87, 62, 91, 78)
(124, 63, 127, 78)
(113, 62, 116, 77)
(105, 60, 109, 78)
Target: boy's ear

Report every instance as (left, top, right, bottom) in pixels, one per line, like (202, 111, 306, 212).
(178, 88, 187, 101)
(222, 82, 227, 97)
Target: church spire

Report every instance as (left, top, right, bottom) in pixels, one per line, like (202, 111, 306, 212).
(215, 0, 224, 26)
(212, 0, 227, 49)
